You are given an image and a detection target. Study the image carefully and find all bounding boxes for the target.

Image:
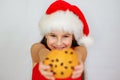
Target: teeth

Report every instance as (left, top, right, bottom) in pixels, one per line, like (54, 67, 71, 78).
(54, 47, 64, 50)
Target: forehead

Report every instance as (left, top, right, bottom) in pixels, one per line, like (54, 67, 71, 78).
(48, 30, 73, 35)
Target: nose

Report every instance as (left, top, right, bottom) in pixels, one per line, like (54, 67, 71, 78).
(56, 38, 62, 46)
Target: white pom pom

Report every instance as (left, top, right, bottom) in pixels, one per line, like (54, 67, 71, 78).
(78, 36, 93, 47)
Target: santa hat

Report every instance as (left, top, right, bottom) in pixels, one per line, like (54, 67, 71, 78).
(39, 0, 93, 46)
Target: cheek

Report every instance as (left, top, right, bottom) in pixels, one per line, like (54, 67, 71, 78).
(63, 38, 72, 46)
(47, 38, 56, 45)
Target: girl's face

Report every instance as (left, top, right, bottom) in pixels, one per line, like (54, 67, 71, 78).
(45, 31, 73, 50)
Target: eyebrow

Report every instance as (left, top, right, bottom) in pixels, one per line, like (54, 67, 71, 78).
(48, 33, 55, 35)
(64, 33, 72, 35)
(48, 32, 72, 35)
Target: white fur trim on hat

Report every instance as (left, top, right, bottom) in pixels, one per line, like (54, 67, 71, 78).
(78, 35, 93, 47)
(39, 10, 83, 39)
(39, 10, 93, 46)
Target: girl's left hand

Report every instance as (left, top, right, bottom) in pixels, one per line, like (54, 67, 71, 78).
(71, 62, 84, 79)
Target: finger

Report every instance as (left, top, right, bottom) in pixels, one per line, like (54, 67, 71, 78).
(72, 63, 84, 79)
(38, 62, 55, 80)
(39, 62, 52, 77)
(73, 66, 84, 76)
(72, 70, 83, 79)
(45, 75, 55, 80)
(42, 71, 55, 80)
(72, 73, 82, 79)
(72, 69, 83, 76)
(42, 71, 53, 76)
(74, 63, 84, 71)
(40, 68, 55, 80)
(39, 62, 50, 70)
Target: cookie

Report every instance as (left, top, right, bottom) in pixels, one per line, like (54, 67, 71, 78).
(43, 48, 79, 78)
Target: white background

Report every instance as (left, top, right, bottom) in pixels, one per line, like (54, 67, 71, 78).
(0, 0, 120, 80)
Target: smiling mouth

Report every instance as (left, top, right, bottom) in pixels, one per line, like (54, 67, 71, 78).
(53, 46, 65, 50)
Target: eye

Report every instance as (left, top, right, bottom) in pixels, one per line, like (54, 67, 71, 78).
(64, 35, 69, 37)
(50, 34, 55, 37)
(63, 35, 71, 38)
(49, 34, 56, 37)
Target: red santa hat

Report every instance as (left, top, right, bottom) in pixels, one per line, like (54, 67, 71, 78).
(39, 0, 93, 46)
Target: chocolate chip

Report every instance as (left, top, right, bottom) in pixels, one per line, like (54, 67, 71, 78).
(53, 72, 56, 75)
(71, 66, 74, 70)
(61, 72, 64, 75)
(49, 64, 53, 67)
(51, 59, 54, 62)
(56, 59, 59, 62)
(55, 65, 57, 68)
(65, 51, 68, 54)
(68, 61, 72, 64)
(60, 62, 64, 66)
(50, 70, 53, 72)
(64, 66, 68, 69)
(45, 57, 49, 60)
(70, 52, 73, 54)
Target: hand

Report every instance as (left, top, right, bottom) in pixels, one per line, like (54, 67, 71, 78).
(39, 62, 55, 80)
(71, 62, 84, 79)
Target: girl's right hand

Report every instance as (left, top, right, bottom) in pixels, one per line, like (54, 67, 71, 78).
(39, 62, 55, 80)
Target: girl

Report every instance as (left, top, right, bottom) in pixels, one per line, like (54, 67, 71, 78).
(31, 0, 92, 80)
